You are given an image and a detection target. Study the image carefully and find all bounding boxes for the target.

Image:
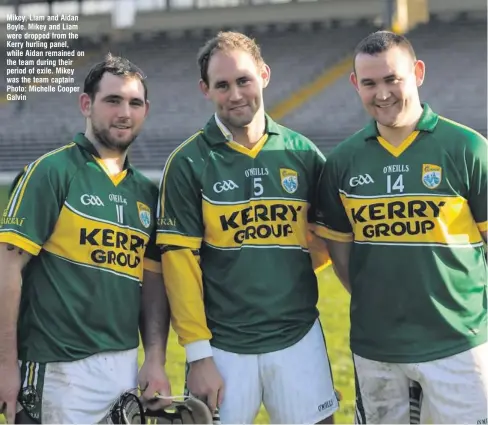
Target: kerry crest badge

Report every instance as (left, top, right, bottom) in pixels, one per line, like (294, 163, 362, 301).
(280, 168, 298, 194)
(137, 202, 151, 228)
(422, 164, 442, 189)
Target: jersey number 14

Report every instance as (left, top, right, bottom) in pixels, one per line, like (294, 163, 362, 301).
(386, 174, 405, 193)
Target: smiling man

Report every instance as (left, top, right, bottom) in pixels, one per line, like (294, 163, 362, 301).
(315, 30, 488, 424)
(156, 31, 338, 424)
(0, 53, 171, 424)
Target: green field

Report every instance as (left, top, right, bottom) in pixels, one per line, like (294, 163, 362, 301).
(0, 186, 354, 424)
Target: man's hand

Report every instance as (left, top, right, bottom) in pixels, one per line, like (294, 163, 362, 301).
(0, 361, 20, 424)
(186, 357, 224, 413)
(138, 359, 172, 410)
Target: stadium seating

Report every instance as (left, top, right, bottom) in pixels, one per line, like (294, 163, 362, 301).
(0, 15, 486, 173)
(283, 16, 488, 150)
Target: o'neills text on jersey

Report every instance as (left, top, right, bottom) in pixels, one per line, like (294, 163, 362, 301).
(244, 168, 269, 178)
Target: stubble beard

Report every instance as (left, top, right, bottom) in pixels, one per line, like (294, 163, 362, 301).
(92, 122, 137, 154)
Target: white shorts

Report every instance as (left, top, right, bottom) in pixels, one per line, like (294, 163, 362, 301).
(17, 348, 139, 424)
(209, 319, 339, 424)
(353, 342, 488, 424)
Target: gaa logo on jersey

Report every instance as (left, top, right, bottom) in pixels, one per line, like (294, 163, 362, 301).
(280, 168, 298, 194)
(422, 164, 442, 189)
(137, 202, 151, 228)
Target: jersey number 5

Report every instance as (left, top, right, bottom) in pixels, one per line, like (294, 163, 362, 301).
(386, 174, 404, 193)
(253, 177, 264, 196)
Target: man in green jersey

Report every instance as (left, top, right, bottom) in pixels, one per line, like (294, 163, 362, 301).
(316, 30, 487, 424)
(0, 54, 172, 424)
(156, 31, 338, 424)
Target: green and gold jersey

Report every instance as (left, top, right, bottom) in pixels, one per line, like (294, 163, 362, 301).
(157, 114, 325, 354)
(317, 104, 487, 363)
(0, 133, 161, 363)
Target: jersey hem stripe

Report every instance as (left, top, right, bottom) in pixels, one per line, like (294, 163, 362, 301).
(143, 258, 161, 274)
(0, 232, 41, 255)
(156, 233, 202, 249)
(477, 221, 488, 232)
(157, 130, 203, 218)
(314, 225, 353, 242)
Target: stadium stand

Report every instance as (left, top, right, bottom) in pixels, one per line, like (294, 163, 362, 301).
(283, 15, 488, 152)
(0, 14, 486, 173)
(0, 21, 379, 171)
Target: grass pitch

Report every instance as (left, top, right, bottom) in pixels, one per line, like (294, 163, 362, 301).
(0, 186, 354, 424)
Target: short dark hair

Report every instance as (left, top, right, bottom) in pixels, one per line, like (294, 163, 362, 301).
(352, 31, 417, 73)
(83, 53, 148, 101)
(197, 31, 265, 86)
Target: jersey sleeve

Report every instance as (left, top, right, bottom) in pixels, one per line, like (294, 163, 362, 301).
(307, 143, 327, 225)
(315, 154, 354, 242)
(0, 160, 65, 255)
(156, 150, 211, 359)
(306, 143, 332, 272)
(141, 186, 163, 274)
(156, 153, 203, 249)
(465, 132, 488, 233)
(143, 227, 162, 274)
(162, 247, 213, 360)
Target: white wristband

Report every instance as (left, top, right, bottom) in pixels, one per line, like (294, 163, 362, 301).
(185, 340, 213, 363)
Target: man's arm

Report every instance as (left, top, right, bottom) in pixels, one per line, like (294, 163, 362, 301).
(160, 246, 212, 360)
(139, 218, 171, 363)
(324, 239, 352, 293)
(160, 246, 223, 411)
(156, 150, 223, 411)
(0, 243, 31, 423)
(156, 150, 212, 360)
(314, 153, 355, 293)
(0, 243, 31, 364)
(139, 269, 170, 363)
(465, 132, 488, 247)
(0, 161, 63, 423)
(138, 268, 172, 408)
(306, 145, 332, 274)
